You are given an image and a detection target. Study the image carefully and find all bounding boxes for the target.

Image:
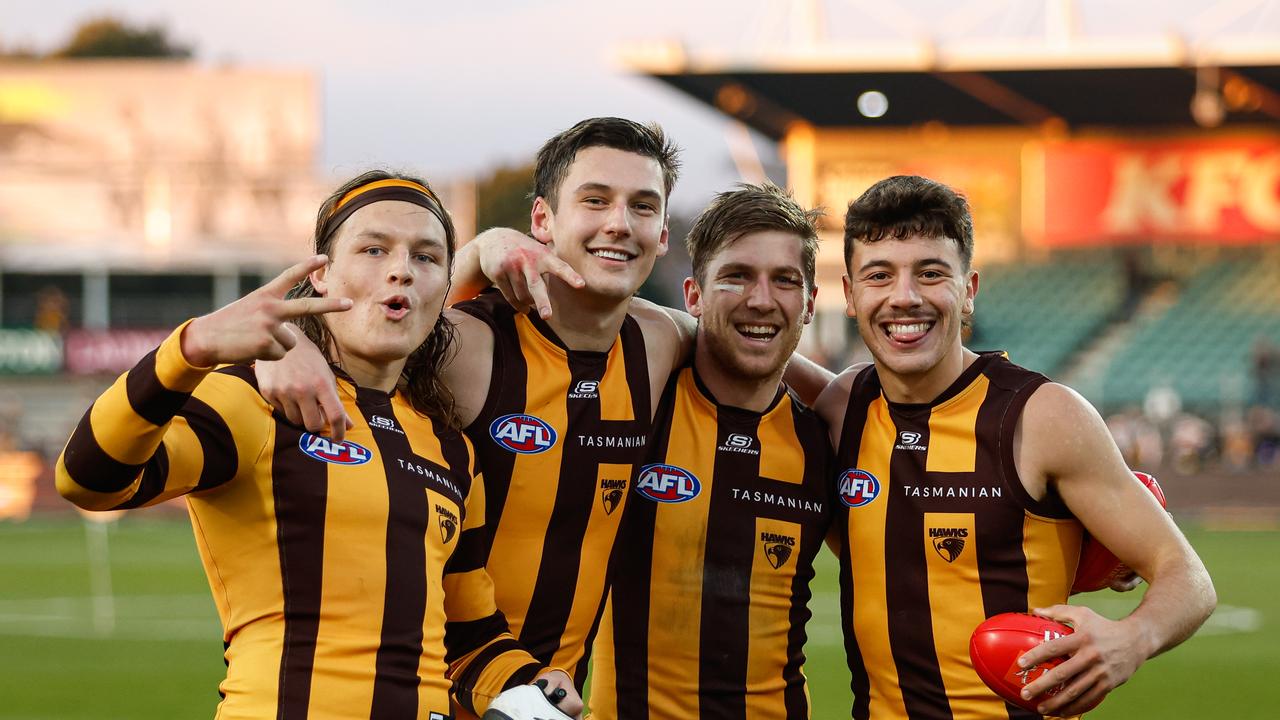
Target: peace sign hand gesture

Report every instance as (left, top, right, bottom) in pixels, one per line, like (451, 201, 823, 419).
(180, 255, 351, 367)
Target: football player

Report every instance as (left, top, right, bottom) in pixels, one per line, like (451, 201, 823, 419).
(56, 171, 582, 718)
(813, 174, 1215, 718)
(590, 183, 833, 718)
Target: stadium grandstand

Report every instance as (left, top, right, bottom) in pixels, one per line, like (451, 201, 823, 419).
(622, 0, 1280, 480)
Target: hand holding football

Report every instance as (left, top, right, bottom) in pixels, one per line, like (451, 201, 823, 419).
(969, 612, 1102, 713)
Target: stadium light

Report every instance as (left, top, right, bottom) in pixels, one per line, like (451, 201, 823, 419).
(857, 90, 889, 118)
(1192, 65, 1225, 128)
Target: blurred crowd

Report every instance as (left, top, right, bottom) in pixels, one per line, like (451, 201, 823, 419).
(1107, 339, 1280, 475)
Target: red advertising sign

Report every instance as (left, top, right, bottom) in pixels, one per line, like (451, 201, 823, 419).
(64, 329, 171, 375)
(1030, 137, 1280, 246)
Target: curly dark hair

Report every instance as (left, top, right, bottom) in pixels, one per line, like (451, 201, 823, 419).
(287, 170, 460, 427)
(843, 175, 974, 271)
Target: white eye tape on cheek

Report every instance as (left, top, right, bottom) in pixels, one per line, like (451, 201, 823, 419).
(711, 282, 745, 294)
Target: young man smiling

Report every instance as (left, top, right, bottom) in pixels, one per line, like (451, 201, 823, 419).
(814, 175, 1215, 719)
(590, 184, 833, 719)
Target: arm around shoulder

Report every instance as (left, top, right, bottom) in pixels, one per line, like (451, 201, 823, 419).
(814, 363, 868, 448)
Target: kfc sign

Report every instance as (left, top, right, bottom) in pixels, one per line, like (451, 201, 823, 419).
(1033, 138, 1280, 245)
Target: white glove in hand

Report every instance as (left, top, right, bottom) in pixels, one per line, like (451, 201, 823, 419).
(481, 684, 574, 720)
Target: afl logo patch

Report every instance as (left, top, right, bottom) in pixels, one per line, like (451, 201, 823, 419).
(635, 463, 701, 504)
(299, 433, 372, 465)
(489, 413, 557, 454)
(837, 469, 881, 508)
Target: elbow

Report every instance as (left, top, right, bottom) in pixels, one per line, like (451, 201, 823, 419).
(55, 464, 90, 509)
(55, 456, 119, 512)
(1201, 571, 1218, 621)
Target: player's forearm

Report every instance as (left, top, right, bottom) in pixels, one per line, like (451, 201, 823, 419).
(57, 322, 212, 510)
(784, 352, 836, 406)
(1123, 550, 1216, 659)
(446, 631, 543, 714)
(447, 232, 493, 305)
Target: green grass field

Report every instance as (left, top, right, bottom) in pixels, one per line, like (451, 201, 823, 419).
(0, 516, 1275, 718)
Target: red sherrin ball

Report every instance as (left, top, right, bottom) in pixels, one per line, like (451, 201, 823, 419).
(969, 612, 1080, 712)
(1071, 471, 1167, 593)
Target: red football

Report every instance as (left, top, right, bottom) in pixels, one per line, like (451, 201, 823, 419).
(969, 612, 1076, 712)
(1071, 471, 1167, 593)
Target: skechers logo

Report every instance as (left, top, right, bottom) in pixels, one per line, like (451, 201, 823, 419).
(718, 433, 759, 455)
(761, 531, 796, 569)
(370, 415, 404, 434)
(896, 430, 926, 451)
(930, 527, 968, 562)
(489, 414, 556, 454)
(600, 478, 626, 515)
(299, 433, 372, 465)
(635, 463, 701, 504)
(436, 504, 458, 544)
(569, 380, 599, 399)
(837, 469, 881, 508)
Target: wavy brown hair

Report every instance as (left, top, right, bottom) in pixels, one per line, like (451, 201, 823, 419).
(288, 170, 460, 427)
(685, 182, 822, 290)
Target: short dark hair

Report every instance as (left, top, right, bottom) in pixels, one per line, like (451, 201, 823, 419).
(686, 183, 822, 289)
(289, 169, 459, 427)
(843, 175, 973, 270)
(534, 117, 681, 210)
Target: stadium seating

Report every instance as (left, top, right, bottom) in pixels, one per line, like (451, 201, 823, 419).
(971, 252, 1125, 376)
(1099, 253, 1280, 410)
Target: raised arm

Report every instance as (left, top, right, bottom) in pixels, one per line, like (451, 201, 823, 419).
(58, 256, 350, 510)
(446, 227, 584, 316)
(1015, 383, 1215, 716)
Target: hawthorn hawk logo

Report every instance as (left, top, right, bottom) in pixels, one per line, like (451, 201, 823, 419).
(437, 505, 458, 544)
(929, 527, 968, 562)
(761, 531, 796, 569)
(600, 478, 626, 515)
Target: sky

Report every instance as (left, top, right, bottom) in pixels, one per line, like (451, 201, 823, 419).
(3, 0, 1278, 213)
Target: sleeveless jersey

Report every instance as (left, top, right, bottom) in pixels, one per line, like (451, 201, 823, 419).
(455, 290, 651, 685)
(834, 353, 1083, 720)
(592, 366, 833, 720)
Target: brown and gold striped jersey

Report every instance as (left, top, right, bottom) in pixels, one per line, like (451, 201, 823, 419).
(591, 366, 833, 720)
(56, 324, 541, 719)
(454, 291, 651, 686)
(834, 353, 1083, 720)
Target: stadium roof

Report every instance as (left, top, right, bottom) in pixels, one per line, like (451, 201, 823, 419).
(621, 36, 1280, 139)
